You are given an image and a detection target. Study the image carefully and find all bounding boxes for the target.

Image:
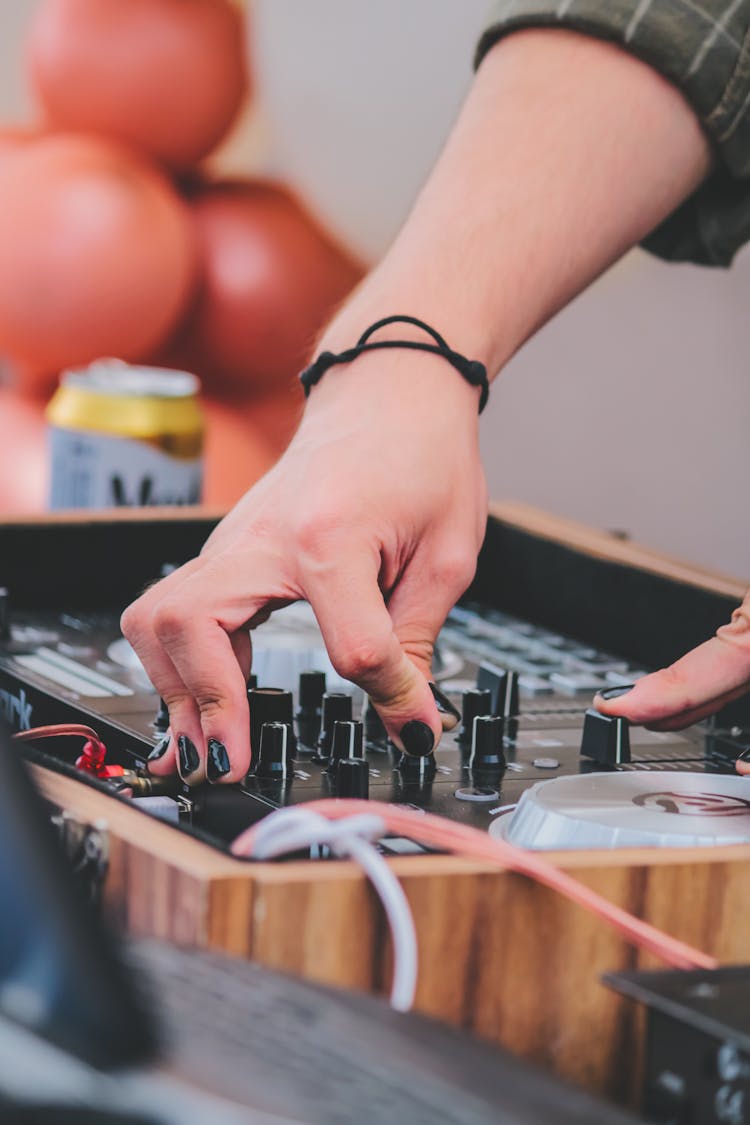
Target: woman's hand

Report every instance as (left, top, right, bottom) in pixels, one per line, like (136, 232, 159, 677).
(594, 592, 750, 770)
(121, 350, 487, 784)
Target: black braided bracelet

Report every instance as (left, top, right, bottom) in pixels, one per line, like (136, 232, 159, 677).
(299, 315, 490, 413)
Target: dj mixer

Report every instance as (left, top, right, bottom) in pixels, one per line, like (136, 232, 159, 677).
(1, 585, 749, 854)
(2, 507, 749, 1115)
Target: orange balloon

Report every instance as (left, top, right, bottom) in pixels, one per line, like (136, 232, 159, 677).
(201, 392, 301, 507)
(28, 0, 248, 169)
(0, 126, 45, 162)
(0, 134, 197, 373)
(0, 389, 48, 514)
(177, 181, 363, 394)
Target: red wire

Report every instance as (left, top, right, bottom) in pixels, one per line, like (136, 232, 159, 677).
(231, 798, 717, 972)
(12, 723, 105, 750)
(12, 724, 108, 768)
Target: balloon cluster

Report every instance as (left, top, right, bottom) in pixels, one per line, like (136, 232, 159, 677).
(0, 0, 363, 509)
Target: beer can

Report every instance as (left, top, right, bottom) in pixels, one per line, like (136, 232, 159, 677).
(47, 360, 204, 509)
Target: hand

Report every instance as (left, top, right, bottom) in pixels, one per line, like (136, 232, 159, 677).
(594, 593, 750, 770)
(121, 349, 487, 784)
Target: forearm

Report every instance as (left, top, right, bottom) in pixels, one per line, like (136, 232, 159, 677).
(321, 28, 712, 375)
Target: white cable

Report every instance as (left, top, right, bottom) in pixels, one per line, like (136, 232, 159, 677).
(245, 807, 418, 1012)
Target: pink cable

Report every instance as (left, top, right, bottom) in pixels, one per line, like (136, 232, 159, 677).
(232, 798, 716, 972)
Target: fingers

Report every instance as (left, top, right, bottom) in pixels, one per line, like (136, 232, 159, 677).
(122, 556, 270, 784)
(305, 553, 442, 755)
(119, 607, 202, 782)
(307, 539, 475, 753)
(594, 631, 750, 731)
(386, 545, 476, 733)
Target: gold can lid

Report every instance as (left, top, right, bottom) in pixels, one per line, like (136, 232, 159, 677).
(62, 358, 200, 400)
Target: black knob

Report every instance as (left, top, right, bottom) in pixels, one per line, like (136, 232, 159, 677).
(295, 670, 327, 747)
(255, 722, 294, 780)
(249, 688, 296, 768)
(364, 698, 387, 744)
(0, 587, 9, 642)
(580, 708, 631, 766)
(468, 714, 506, 771)
(336, 757, 370, 799)
(153, 697, 169, 732)
(457, 689, 492, 744)
(246, 672, 258, 691)
(397, 751, 436, 784)
(477, 663, 519, 718)
(315, 693, 353, 760)
(328, 720, 364, 769)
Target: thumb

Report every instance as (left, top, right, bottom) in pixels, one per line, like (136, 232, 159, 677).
(594, 611, 750, 732)
(305, 561, 441, 757)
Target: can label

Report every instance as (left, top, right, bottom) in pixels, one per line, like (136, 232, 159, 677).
(49, 427, 202, 509)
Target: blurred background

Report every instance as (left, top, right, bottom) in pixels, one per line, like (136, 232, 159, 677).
(0, 0, 747, 580)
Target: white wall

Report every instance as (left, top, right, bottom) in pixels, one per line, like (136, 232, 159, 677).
(2, 1, 748, 580)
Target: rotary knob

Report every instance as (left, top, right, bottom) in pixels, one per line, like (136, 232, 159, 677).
(315, 692, 353, 760)
(364, 698, 387, 744)
(153, 697, 170, 732)
(255, 721, 294, 781)
(397, 750, 437, 784)
(468, 714, 506, 772)
(335, 757, 370, 799)
(328, 719, 364, 770)
(477, 663, 520, 719)
(457, 688, 493, 745)
(0, 587, 9, 642)
(580, 708, 631, 766)
(295, 670, 327, 748)
(249, 688, 296, 769)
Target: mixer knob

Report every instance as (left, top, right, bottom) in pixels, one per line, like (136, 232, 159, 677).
(0, 587, 9, 642)
(397, 751, 437, 784)
(580, 708, 631, 766)
(153, 697, 169, 732)
(246, 672, 258, 691)
(457, 688, 493, 745)
(295, 670, 327, 748)
(315, 692, 353, 760)
(364, 698, 387, 744)
(335, 757, 370, 799)
(468, 715, 506, 772)
(249, 688, 296, 769)
(255, 722, 294, 780)
(328, 720, 364, 770)
(477, 663, 519, 718)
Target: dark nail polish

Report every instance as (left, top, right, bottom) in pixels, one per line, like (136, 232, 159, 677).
(400, 720, 435, 758)
(207, 738, 231, 783)
(429, 681, 461, 721)
(598, 684, 635, 700)
(737, 746, 750, 763)
(178, 735, 200, 776)
(148, 734, 170, 762)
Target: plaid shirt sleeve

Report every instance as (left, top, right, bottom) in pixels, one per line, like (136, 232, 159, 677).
(475, 0, 750, 266)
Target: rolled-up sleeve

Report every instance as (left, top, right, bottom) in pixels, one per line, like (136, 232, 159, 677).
(475, 0, 750, 266)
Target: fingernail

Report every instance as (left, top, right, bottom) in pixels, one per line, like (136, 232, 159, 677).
(148, 733, 170, 763)
(429, 682, 460, 725)
(400, 720, 435, 758)
(178, 735, 200, 777)
(597, 684, 635, 701)
(207, 738, 231, 783)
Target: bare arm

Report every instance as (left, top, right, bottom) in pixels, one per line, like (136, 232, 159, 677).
(122, 30, 715, 783)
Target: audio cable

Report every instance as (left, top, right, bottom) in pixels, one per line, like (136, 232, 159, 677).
(232, 798, 717, 1012)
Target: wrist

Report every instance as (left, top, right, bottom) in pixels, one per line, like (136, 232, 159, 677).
(299, 344, 482, 433)
(304, 314, 489, 414)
